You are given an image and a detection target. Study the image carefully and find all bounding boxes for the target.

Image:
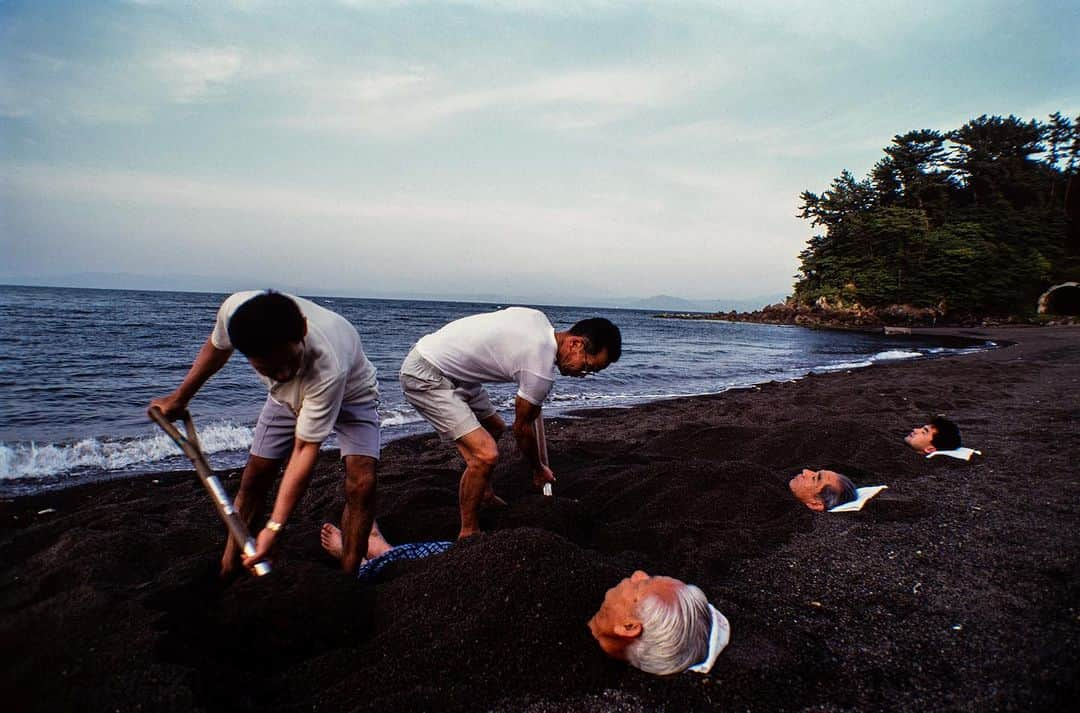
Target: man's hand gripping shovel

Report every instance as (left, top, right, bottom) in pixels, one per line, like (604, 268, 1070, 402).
(148, 407, 271, 576)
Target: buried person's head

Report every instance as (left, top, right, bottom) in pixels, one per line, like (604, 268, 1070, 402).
(588, 570, 729, 675)
(788, 468, 857, 512)
(228, 291, 308, 382)
(904, 416, 962, 454)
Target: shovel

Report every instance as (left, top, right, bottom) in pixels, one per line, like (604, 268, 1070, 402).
(148, 407, 271, 576)
(534, 416, 553, 497)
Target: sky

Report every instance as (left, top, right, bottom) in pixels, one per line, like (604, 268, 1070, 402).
(1, 0, 1077, 306)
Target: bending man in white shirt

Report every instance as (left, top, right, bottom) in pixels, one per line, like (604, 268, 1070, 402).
(399, 307, 622, 539)
(150, 290, 380, 577)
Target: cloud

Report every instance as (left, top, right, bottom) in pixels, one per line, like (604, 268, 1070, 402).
(1, 45, 250, 122)
(650, 165, 803, 230)
(0, 162, 638, 238)
(716, 0, 968, 46)
(275, 63, 703, 137)
(1, 161, 805, 298)
(2, 37, 306, 123)
(330, 0, 968, 38)
(0, 49, 157, 124)
(4, 2, 717, 132)
(346, 71, 430, 101)
(6, 0, 1068, 301)
(151, 48, 246, 103)
(527, 65, 696, 106)
(150, 47, 305, 104)
(334, 0, 627, 14)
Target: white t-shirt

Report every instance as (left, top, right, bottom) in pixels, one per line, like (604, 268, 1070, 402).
(211, 291, 378, 442)
(415, 307, 557, 405)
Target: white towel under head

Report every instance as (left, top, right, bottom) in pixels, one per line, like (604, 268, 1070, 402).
(829, 485, 888, 512)
(927, 447, 981, 461)
(687, 604, 731, 674)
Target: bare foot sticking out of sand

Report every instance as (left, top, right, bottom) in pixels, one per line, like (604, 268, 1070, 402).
(320, 523, 345, 560)
(321, 522, 394, 561)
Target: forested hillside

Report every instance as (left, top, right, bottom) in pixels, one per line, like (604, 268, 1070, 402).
(794, 113, 1079, 318)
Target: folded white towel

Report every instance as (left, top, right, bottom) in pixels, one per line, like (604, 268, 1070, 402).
(927, 447, 981, 461)
(829, 485, 888, 512)
(687, 604, 731, 674)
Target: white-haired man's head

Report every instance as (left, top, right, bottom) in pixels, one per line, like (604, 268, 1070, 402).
(588, 570, 711, 675)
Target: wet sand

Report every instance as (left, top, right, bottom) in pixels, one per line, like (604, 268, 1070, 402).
(2, 325, 1078, 712)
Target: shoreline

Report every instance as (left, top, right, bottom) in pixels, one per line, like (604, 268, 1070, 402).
(656, 303, 1079, 331)
(0, 326, 999, 500)
(2, 325, 1078, 712)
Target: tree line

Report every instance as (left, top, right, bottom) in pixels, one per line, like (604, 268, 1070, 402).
(794, 112, 1079, 316)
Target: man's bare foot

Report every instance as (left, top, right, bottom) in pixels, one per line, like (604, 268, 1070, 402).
(457, 527, 481, 540)
(323, 521, 395, 560)
(321, 523, 344, 560)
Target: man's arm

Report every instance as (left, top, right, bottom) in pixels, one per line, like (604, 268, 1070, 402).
(511, 396, 555, 489)
(149, 336, 233, 418)
(242, 437, 321, 569)
(241, 372, 347, 570)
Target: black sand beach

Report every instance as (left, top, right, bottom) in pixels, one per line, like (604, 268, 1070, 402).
(2, 325, 1078, 712)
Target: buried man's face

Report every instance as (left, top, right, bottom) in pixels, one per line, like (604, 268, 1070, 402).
(904, 424, 937, 454)
(788, 469, 845, 512)
(588, 570, 683, 660)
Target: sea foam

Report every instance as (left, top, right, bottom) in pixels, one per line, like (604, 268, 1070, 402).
(0, 422, 253, 481)
(873, 349, 923, 360)
(814, 348, 925, 373)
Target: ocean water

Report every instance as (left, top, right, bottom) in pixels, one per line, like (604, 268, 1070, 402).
(0, 286, 990, 495)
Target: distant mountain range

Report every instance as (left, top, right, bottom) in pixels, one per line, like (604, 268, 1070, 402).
(594, 294, 788, 313)
(0, 273, 788, 313)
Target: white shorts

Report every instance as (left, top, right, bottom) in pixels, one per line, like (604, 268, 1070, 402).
(399, 348, 497, 441)
(250, 396, 380, 460)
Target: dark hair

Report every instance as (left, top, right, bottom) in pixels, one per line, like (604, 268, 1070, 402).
(568, 317, 622, 363)
(930, 416, 962, 450)
(227, 291, 305, 357)
(820, 472, 857, 510)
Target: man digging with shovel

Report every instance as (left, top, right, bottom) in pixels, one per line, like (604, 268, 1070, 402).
(149, 290, 380, 577)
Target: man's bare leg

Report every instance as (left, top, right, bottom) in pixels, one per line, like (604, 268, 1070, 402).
(221, 454, 282, 577)
(339, 455, 377, 574)
(480, 412, 506, 440)
(475, 413, 507, 506)
(455, 426, 499, 539)
(321, 521, 392, 561)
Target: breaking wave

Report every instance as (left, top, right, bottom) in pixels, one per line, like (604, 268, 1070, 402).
(0, 422, 253, 481)
(813, 349, 923, 373)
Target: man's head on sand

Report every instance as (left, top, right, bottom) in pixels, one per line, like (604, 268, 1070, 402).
(788, 469, 857, 512)
(228, 291, 308, 382)
(588, 570, 711, 675)
(556, 318, 622, 377)
(904, 416, 962, 454)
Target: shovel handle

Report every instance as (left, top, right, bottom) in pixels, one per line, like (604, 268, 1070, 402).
(148, 407, 271, 576)
(534, 417, 552, 497)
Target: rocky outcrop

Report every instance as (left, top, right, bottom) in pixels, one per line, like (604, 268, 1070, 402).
(658, 297, 1056, 329)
